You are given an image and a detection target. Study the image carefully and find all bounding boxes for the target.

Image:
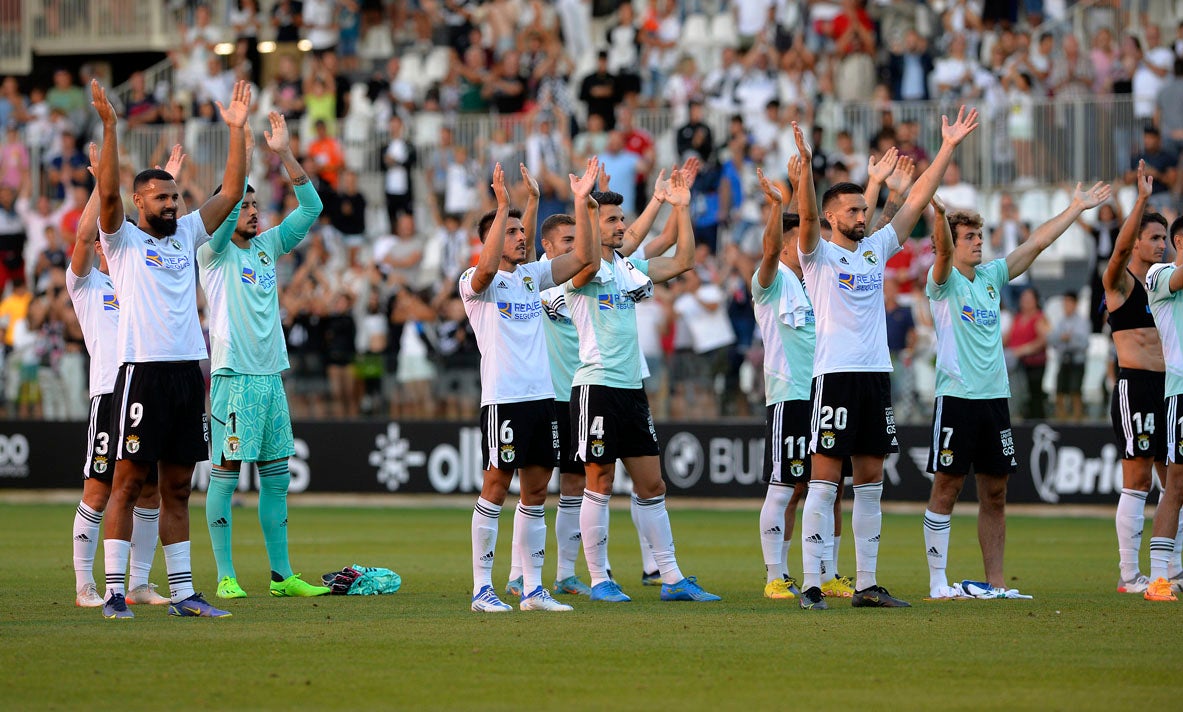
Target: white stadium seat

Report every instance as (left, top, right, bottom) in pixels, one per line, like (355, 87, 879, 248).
(710, 13, 739, 49)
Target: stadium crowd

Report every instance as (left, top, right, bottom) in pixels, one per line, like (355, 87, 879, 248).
(2, 0, 1181, 422)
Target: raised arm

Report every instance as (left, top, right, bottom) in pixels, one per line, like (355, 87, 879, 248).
(621, 169, 667, 255)
(520, 163, 539, 261)
(875, 154, 915, 232)
(646, 170, 695, 284)
(929, 194, 952, 286)
(890, 107, 979, 244)
(1007, 181, 1111, 279)
(1103, 160, 1152, 297)
(269, 113, 323, 252)
(624, 156, 700, 257)
(755, 167, 784, 289)
(863, 146, 898, 220)
(469, 163, 509, 294)
(161, 143, 189, 217)
(198, 80, 251, 235)
(791, 123, 819, 256)
(90, 80, 123, 235)
(70, 143, 101, 279)
(551, 157, 600, 285)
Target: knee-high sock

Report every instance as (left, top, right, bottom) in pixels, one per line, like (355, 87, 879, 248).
(555, 495, 582, 581)
(163, 540, 194, 602)
(760, 485, 793, 583)
(1116, 488, 1147, 581)
(801, 481, 837, 590)
(631, 494, 658, 574)
(258, 461, 292, 580)
(508, 505, 523, 583)
(633, 495, 684, 585)
(128, 506, 159, 589)
(103, 539, 130, 598)
(923, 509, 952, 592)
(514, 503, 547, 593)
(471, 497, 501, 596)
(581, 491, 611, 586)
(73, 502, 103, 590)
(206, 466, 240, 581)
(1150, 536, 1175, 580)
(853, 481, 884, 591)
(827, 534, 841, 582)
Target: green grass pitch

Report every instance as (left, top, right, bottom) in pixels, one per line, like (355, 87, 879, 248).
(0, 502, 1178, 710)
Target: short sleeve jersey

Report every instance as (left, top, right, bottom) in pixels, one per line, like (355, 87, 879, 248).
(565, 257, 651, 390)
(540, 283, 581, 403)
(799, 225, 901, 375)
(925, 258, 1011, 399)
(100, 211, 210, 363)
(751, 264, 815, 404)
(66, 267, 120, 397)
(1146, 264, 1183, 397)
(199, 229, 296, 376)
(459, 260, 557, 406)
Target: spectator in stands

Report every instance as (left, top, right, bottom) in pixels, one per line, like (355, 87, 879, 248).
(270, 0, 304, 52)
(599, 132, 643, 216)
(1081, 200, 1121, 333)
(0, 275, 31, 411)
(606, 2, 642, 98)
(306, 119, 345, 190)
(1155, 58, 1183, 157)
(331, 170, 366, 246)
(272, 54, 306, 125)
(46, 69, 86, 133)
(1131, 33, 1173, 129)
(641, 0, 681, 102)
(229, 0, 262, 85)
(1003, 68, 1037, 184)
(0, 183, 26, 292)
(383, 115, 416, 227)
(482, 51, 530, 115)
(1125, 126, 1178, 212)
(323, 292, 358, 418)
(673, 268, 736, 418)
(573, 113, 609, 163)
(1050, 290, 1090, 421)
(432, 292, 480, 420)
(1050, 33, 1094, 98)
(637, 283, 671, 418)
(303, 0, 339, 57)
(1006, 286, 1050, 421)
(0, 123, 28, 191)
(884, 276, 918, 422)
(580, 51, 620, 131)
(432, 212, 471, 287)
(830, 130, 868, 185)
(690, 156, 726, 254)
(676, 100, 713, 163)
(934, 160, 979, 213)
(932, 32, 978, 100)
(889, 29, 935, 101)
(0, 78, 27, 130)
(990, 193, 1032, 308)
(124, 72, 160, 129)
(1090, 26, 1120, 94)
(375, 213, 426, 290)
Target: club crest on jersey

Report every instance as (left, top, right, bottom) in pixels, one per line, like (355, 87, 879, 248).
(821, 431, 836, 449)
(227, 436, 241, 454)
(591, 440, 605, 457)
(258, 251, 271, 266)
(102, 294, 119, 311)
(499, 444, 515, 463)
(125, 435, 140, 454)
(939, 449, 954, 468)
(523, 276, 535, 292)
(169, 238, 182, 251)
(93, 455, 108, 474)
(241, 267, 257, 285)
(1138, 434, 1150, 451)
(790, 460, 805, 478)
(862, 250, 877, 265)
(986, 285, 998, 300)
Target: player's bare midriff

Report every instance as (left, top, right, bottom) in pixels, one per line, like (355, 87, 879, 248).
(1114, 328, 1166, 372)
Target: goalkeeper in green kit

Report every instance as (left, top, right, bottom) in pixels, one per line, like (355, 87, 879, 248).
(199, 111, 330, 599)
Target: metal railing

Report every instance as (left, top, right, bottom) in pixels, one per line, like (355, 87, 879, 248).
(0, 0, 29, 74)
(27, 0, 230, 54)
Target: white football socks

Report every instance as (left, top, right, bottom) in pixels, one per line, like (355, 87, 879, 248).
(801, 481, 837, 590)
(633, 495, 684, 585)
(923, 509, 952, 592)
(514, 503, 546, 593)
(73, 502, 103, 591)
(471, 497, 501, 596)
(1149, 536, 1175, 581)
(128, 506, 159, 590)
(631, 494, 658, 574)
(760, 485, 793, 583)
(162, 541, 194, 603)
(1116, 488, 1148, 581)
(582, 491, 611, 586)
(853, 481, 884, 591)
(555, 495, 582, 581)
(103, 539, 130, 598)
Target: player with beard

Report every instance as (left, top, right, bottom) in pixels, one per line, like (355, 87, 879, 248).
(565, 169, 720, 603)
(797, 109, 979, 609)
(198, 111, 330, 600)
(466, 161, 599, 613)
(67, 143, 177, 608)
(1103, 161, 1181, 594)
(93, 79, 249, 619)
(923, 181, 1109, 600)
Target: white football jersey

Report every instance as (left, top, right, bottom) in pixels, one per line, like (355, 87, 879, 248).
(459, 260, 557, 406)
(66, 267, 120, 397)
(800, 225, 901, 376)
(100, 212, 211, 363)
